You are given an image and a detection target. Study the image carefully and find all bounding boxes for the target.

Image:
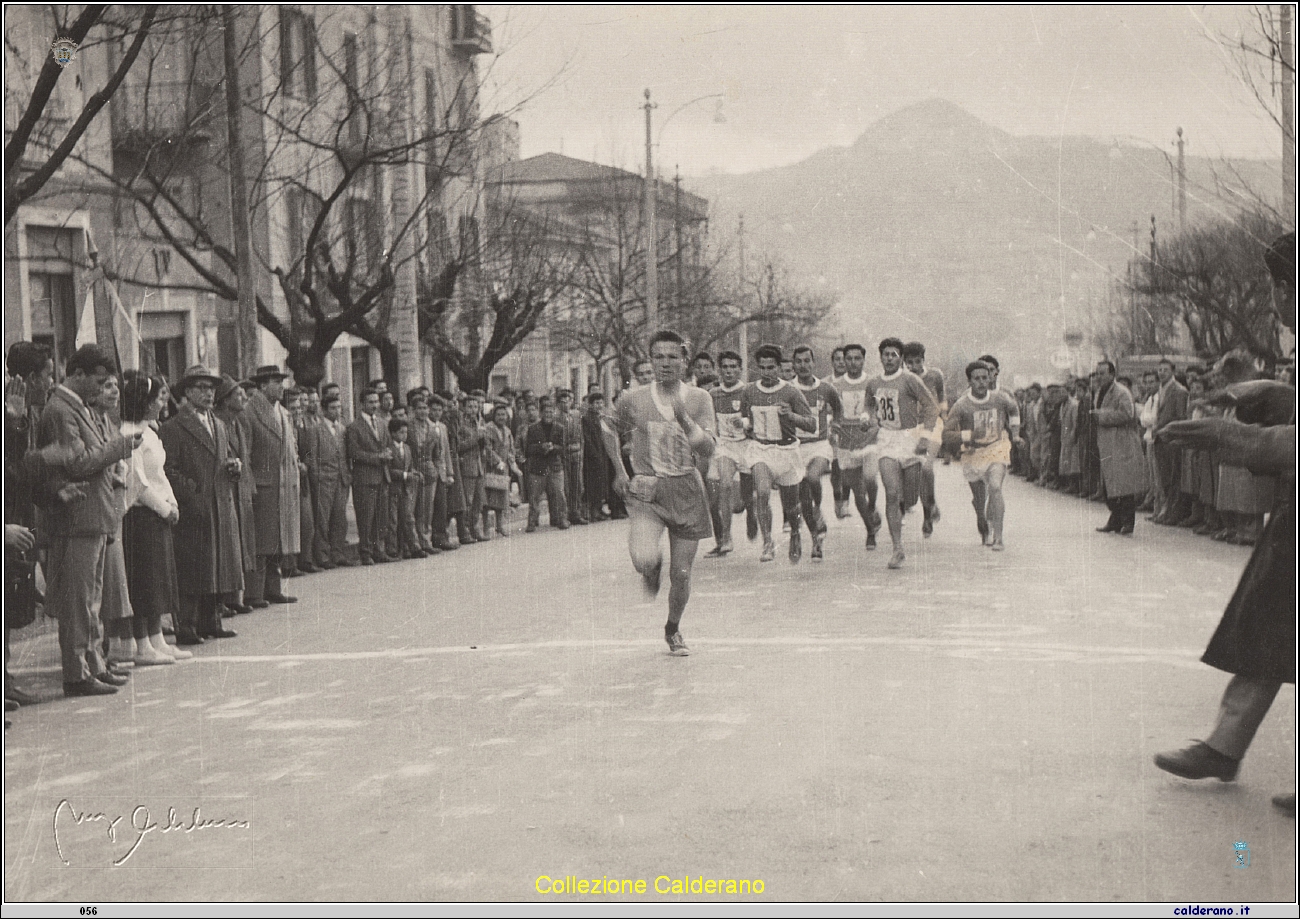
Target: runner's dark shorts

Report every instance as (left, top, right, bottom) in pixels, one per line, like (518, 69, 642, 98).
(628, 471, 713, 541)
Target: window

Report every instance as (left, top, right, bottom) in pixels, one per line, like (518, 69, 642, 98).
(139, 312, 188, 384)
(344, 197, 380, 274)
(286, 187, 304, 263)
(427, 210, 449, 266)
(279, 9, 317, 101)
(343, 32, 362, 145)
(424, 68, 438, 135)
(28, 272, 76, 373)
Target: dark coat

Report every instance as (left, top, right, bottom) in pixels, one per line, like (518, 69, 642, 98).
(216, 408, 258, 572)
(443, 414, 467, 514)
(1202, 484, 1295, 682)
(32, 386, 134, 537)
(159, 406, 244, 595)
(345, 414, 389, 487)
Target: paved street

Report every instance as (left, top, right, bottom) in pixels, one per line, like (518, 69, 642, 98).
(4, 467, 1295, 903)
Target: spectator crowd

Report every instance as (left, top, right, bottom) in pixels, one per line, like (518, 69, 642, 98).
(3, 345, 651, 722)
(1007, 352, 1295, 542)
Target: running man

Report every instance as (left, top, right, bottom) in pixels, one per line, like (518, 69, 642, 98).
(831, 344, 883, 548)
(829, 346, 850, 518)
(943, 360, 1023, 550)
(903, 341, 947, 535)
(604, 331, 717, 656)
(705, 350, 749, 558)
(865, 337, 941, 569)
(792, 346, 842, 560)
(741, 344, 816, 563)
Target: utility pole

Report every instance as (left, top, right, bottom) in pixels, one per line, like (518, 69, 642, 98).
(737, 214, 747, 377)
(1282, 4, 1296, 218)
(643, 89, 658, 333)
(1176, 127, 1186, 233)
(223, 6, 259, 374)
(1129, 220, 1139, 353)
(674, 165, 683, 316)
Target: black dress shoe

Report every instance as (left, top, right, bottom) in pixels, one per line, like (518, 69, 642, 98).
(317, 561, 336, 570)
(1095, 524, 1119, 533)
(361, 558, 375, 566)
(5, 699, 18, 712)
(96, 671, 129, 687)
(227, 603, 254, 615)
(6, 685, 39, 706)
(1272, 793, 1296, 817)
(298, 562, 320, 574)
(176, 633, 205, 646)
(248, 599, 270, 609)
(201, 628, 238, 639)
(266, 594, 297, 604)
(1154, 742, 1239, 781)
(1118, 525, 1134, 535)
(65, 678, 118, 697)
(336, 559, 358, 567)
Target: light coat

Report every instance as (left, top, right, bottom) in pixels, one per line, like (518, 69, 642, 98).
(245, 389, 301, 555)
(1093, 381, 1147, 497)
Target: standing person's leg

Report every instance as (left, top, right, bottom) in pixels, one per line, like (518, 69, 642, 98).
(920, 456, 938, 532)
(432, 479, 455, 549)
(1120, 494, 1137, 532)
(878, 457, 906, 568)
(740, 469, 757, 540)
(1155, 675, 1282, 779)
(800, 457, 829, 539)
(779, 483, 803, 562)
(831, 458, 847, 517)
(985, 464, 1007, 549)
(49, 536, 108, 685)
(526, 474, 545, 531)
(627, 506, 668, 596)
(313, 478, 334, 566)
(546, 471, 569, 529)
(330, 480, 351, 563)
(353, 483, 376, 563)
(567, 456, 587, 524)
(401, 484, 421, 555)
(751, 462, 776, 559)
(377, 479, 395, 558)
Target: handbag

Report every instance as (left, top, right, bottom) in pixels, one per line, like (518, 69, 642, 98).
(483, 473, 511, 492)
(5, 551, 37, 631)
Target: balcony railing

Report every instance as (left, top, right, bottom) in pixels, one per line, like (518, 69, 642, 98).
(451, 6, 493, 55)
(111, 80, 218, 154)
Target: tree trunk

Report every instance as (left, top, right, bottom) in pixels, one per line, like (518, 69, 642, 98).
(377, 338, 401, 392)
(285, 345, 330, 390)
(451, 362, 491, 394)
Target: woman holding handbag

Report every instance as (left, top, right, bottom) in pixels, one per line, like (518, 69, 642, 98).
(482, 403, 521, 538)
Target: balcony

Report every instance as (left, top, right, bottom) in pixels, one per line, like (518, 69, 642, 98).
(111, 80, 218, 156)
(451, 6, 493, 56)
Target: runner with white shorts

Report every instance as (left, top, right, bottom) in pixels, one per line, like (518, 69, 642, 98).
(741, 345, 816, 563)
(943, 360, 1022, 551)
(705, 351, 749, 557)
(903, 341, 947, 536)
(792, 346, 842, 560)
(865, 337, 942, 570)
(832, 344, 883, 548)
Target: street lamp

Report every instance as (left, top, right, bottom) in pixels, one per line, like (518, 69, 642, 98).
(643, 90, 725, 332)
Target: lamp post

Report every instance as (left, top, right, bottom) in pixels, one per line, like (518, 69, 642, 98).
(643, 90, 725, 333)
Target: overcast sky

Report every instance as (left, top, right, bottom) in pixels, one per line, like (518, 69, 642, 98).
(480, 5, 1289, 175)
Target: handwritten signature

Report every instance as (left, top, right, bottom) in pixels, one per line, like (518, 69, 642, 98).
(53, 799, 250, 867)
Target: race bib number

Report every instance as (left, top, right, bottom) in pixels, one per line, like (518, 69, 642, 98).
(751, 405, 783, 442)
(875, 388, 901, 429)
(797, 398, 825, 440)
(972, 408, 1001, 445)
(841, 389, 866, 420)
(646, 421, 694, 476)
(718, 411, 746, 441)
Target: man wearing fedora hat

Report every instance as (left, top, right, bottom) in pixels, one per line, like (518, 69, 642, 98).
(159, 365, 245, 642)
(244, 365, 301, 604)
(214, 374, 260, 611)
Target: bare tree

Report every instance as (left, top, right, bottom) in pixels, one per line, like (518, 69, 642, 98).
(5, 5, 159, 225)
(417, 191, 578, 391)
(69, 7, 519, 387)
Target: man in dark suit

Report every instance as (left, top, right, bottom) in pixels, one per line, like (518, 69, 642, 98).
(346, 388, 392, 565)
(159, 365, 245, 642)
(306, 393, 353, 567)
(32, 345, 141, 696)
(1150, 359, 1191, 525)
(244, 365, 300, 603)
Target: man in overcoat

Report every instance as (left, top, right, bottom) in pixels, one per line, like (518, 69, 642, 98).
(214, 375, 258, 611)
(1091, 360, 1147, 534)
(346, 388, 392, 565)
(244, 365, 300, 603)
(1151, 359, 1190, 525)
(159, 365, 244, 642)
(305, 393, 352, 567)
(33, 344, 141, 694)
(1152, 231, 1296, 818)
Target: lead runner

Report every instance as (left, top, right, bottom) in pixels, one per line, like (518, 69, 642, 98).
(604, 330, 717, 656)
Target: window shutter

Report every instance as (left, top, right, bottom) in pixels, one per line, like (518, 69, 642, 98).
(305, 16, 318, 101)
(279, 9, 292, 93)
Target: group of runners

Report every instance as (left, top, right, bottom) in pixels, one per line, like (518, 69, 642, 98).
(600, 330, 1024, 656)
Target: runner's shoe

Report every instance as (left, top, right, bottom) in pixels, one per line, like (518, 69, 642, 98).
(811, 531, 825, 561)
(976, 517, 989, 544)
(931, 505, 941, 523)
(922, 517, 933, 537)
(760, 540, 776, 562)
(788, 529, 802, 564)
(704, 545, 725, 558)
(990, 539, 1005, 552)
(865, 531, 877, 551)
(834, 498, 849, 519)
(887, 549, 905, 570)
(869, 509, 882, 532)
(719, 537, 734, 555)
(666, 631, 690, 657)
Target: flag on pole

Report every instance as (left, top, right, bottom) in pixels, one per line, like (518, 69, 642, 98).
(75, 286, 97, 347)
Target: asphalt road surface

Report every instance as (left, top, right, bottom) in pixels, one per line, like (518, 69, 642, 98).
(5, 466, 1295, 903)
